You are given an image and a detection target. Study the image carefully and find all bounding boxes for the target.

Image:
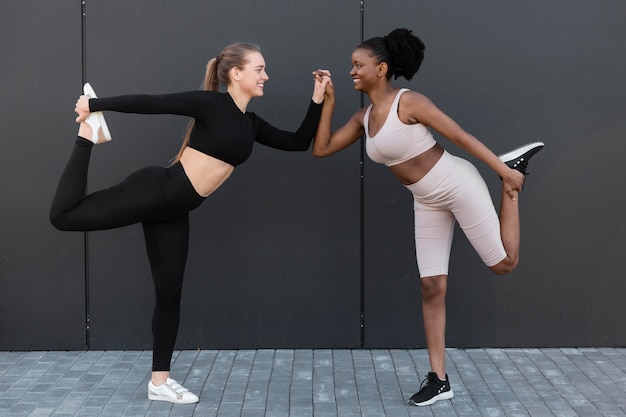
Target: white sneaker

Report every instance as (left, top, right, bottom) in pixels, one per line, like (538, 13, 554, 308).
(82, 83, 112, 144)
(148, 378, 199, 404)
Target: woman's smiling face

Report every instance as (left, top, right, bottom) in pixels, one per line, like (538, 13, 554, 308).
(237, 51, 269, 97)
(350, 48, 383, 91)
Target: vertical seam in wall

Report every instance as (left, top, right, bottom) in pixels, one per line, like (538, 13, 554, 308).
(359, 0, 365, 349)
(81, 0, 91, 351)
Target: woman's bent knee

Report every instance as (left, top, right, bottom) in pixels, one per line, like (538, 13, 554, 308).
(49, 212, 67, 231)
(489, 257, 518, 275)
(49, 211, 80, 232)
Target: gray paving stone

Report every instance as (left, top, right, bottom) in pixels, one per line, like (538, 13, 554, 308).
(0, 348, 624, 416)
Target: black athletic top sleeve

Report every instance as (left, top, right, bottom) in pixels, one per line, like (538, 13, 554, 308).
(89, 91, 323, 166)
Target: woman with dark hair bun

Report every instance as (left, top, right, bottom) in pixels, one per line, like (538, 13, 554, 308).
(313, 28, 543, 407)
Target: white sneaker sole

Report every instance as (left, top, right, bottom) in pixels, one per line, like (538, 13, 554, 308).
(498, 142, 544, 163)
(148, 392, 199, 404)
(409, 389, 454, 406)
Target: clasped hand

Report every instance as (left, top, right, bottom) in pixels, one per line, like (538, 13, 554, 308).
(312, 69, 333, 104)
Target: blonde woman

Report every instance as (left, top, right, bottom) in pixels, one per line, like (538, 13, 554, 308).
(50, 42, 331, 404)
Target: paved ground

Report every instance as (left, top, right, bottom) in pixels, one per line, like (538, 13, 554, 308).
(1, 348, 625, 416)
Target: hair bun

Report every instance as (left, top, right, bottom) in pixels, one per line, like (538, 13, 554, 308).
(384, 28, 425, 80)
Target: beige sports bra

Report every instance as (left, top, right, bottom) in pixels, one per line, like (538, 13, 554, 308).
(365, 88, 436, 167)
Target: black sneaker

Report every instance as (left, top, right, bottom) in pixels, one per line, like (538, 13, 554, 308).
(498, 142, 544, 175)
(408, 372, 454, 406)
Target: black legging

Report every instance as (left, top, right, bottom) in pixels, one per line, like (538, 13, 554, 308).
(50, 138, 205, 371)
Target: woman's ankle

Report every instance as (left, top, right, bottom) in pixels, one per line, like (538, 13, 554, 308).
(77, 122, 93, 140)
(151, 371, 170, 386)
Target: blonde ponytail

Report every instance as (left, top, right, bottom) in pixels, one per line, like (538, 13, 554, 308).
(171, 58, 219, 164)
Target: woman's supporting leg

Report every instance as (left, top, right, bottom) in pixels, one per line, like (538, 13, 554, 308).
(142, 214, 200, 404)
(410, 274, 454, 406)
(142, 214, 190, 381)
(410, 180, 456, 381)
(421, 274, 448, 380)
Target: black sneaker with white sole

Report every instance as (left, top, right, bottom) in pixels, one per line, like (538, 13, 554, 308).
(498, 142, 544, 175)
(408, 372, 454, 406)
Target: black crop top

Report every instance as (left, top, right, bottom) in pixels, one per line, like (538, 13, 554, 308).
(89, 91, 323, 166)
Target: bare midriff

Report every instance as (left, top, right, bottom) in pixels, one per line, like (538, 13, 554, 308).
(388, 143, 445, 185)
(179, 147, 235, 197)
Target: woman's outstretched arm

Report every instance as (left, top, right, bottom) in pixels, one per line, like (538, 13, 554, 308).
(311, 78, 365, 157)
(402, 90, 525, 197)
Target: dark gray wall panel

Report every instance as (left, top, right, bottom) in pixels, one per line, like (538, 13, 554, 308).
(363, 0, 626, 347)
(1, 0, 624, 351)
(0, 1, 85, 349)
(81, 0, 362, 349)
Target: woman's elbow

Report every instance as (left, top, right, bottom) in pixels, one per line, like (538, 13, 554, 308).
(312, 147, 330, 158)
